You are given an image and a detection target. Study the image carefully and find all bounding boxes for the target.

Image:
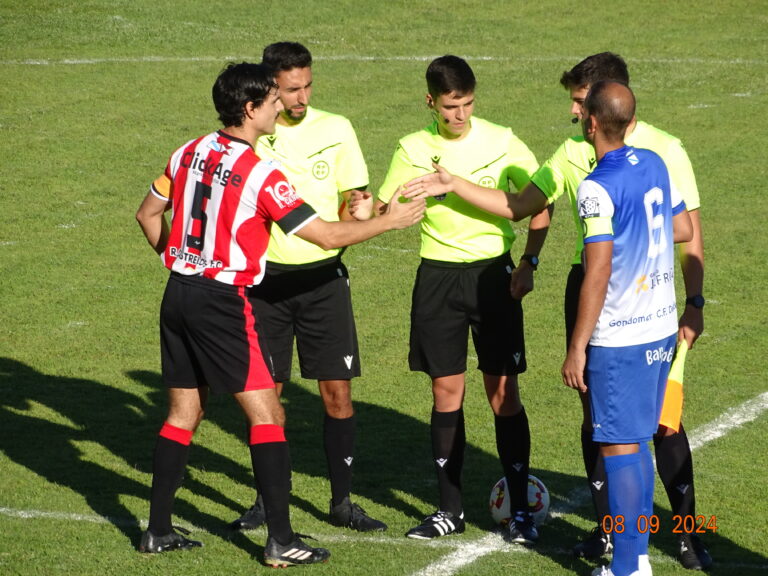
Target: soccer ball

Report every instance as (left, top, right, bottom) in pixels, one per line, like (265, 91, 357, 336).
(489, 474, 550, 526)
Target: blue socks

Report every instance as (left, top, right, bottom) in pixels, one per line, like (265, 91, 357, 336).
(604, 449, 646, 576)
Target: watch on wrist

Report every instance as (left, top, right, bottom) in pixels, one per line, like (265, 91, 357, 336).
(520, 254, 539, 270)
(685, 294, 705, 309)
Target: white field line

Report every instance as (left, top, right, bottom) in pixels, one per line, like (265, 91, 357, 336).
(688, 390, 768, 451)
(412, 533, 528, 576)
(548, 390, 768, 519)
(1, 55, 766, 67)
(410, 390, 768, 576)
(1, 391, 767, 571)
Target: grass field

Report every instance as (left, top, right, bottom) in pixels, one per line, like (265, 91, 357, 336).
(1, 1, 767, 574)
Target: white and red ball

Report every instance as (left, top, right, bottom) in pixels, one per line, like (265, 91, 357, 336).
(489, 474, 550, 526)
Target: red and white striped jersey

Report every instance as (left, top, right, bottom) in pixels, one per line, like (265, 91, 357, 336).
(150, 131, 318, 286)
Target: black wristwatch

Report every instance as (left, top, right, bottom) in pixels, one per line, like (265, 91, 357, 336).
(685, 294, 705, 309)
(520, 254, 539, 270)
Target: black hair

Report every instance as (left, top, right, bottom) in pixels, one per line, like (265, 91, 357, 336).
(560, 52, 629, 89)
(426, 55, 476, 98)
(212, 62, 277, 128)
(262, 42, 312, 72)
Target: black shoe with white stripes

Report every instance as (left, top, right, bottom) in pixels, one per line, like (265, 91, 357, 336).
(406, 510, 465, 539)
(263, 534, 330, 567)
(506, 510, 539, 545)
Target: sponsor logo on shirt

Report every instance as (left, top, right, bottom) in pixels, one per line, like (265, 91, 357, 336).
(635, 267, 675, 294)
(181, 150, 242, 188)
(265, 180, 301, 209)
(168, 246, 223, 268)
(608, 303, 677, 328)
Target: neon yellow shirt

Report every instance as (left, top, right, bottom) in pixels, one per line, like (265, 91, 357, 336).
(256, 106, 368, 265)
(379, 118, 538, 262)
(531, 120, 700, 264)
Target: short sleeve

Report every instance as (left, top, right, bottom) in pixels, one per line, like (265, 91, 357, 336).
(256, 168, 318, 235)
(378, 142, 413, 203)
(578, 179, 614, 243)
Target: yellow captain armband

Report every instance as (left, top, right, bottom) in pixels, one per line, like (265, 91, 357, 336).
(583, 216, 613, 240)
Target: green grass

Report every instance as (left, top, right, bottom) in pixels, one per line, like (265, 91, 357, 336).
(1, 1, 767, 574)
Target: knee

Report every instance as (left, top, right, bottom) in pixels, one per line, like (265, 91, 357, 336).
(325, 400, 353, 419)
(167, 406, 205, 431)
(320, 381, 353, 419)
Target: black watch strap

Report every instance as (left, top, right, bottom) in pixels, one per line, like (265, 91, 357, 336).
(520, 254, 539, 270)
(685, 294, 705, 309)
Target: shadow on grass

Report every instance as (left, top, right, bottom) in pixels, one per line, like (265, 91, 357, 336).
(1, 357, 765, 573)
(0, 358, 262, 560)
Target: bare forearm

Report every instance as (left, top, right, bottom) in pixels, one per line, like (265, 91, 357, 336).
(136, 193, 170, 254)
(451, 177, 517, 218)
(521, 205, 553, 255)
(679, 210, 704, 296)
(569, 245, 611, 352)
(302, 217, 391, 250)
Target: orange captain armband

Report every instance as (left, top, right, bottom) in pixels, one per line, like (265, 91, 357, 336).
(659, 340, 688, 432)
(151, 173, 172, 200)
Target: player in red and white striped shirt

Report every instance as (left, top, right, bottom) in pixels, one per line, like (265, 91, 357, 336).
(136, 62, 423, 567)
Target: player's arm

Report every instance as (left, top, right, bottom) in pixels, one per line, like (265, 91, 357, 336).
(665, 140, 705, 347)
(136, 190, 170, 254)
(672, 203, 693, 244)
(402, 163, 548, 221)
(510, 204, 553, 300)
(341, 187, 374, 221)
(296, 188, 424, 249)
(678, 209, 704, 347)
(561, 240, 612, 393)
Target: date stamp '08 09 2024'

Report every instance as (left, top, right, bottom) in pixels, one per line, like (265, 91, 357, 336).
(601, 514, 718, 535)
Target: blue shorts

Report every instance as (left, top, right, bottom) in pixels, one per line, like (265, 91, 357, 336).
(587, 334, 677, 444)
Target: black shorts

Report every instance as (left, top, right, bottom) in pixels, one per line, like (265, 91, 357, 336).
(408, 254, 526, 378)
(248, 258, 360, 382)
(564, 264, 584, 349)
(160, 273, 275, 393)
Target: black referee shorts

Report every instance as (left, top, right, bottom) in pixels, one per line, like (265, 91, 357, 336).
(160, 273, 275, 393)
(408, 253, 526, 378)
(249, 258, 360, 382)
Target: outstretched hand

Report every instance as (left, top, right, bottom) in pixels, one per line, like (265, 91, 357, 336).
(402, 162, 454, 200)
(383, 187, 426, 229)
